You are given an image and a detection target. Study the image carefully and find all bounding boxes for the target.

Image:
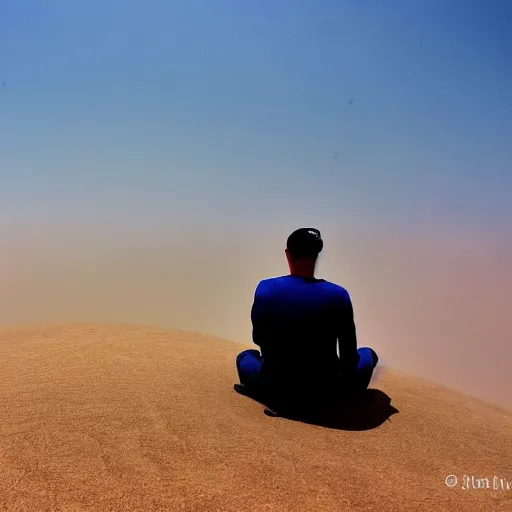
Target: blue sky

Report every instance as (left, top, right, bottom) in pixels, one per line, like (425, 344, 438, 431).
(1, 0, 511, 235)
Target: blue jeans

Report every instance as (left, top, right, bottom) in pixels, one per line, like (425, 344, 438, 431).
(236, 347, 378, 399)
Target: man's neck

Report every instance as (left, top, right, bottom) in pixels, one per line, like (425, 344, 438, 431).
(289, 264, 316, 278)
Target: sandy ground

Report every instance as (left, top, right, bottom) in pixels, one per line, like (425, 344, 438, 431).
(0, 322, 510, 511)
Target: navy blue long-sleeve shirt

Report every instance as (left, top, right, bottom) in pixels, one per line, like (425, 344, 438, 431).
(251, 275, 360, 388)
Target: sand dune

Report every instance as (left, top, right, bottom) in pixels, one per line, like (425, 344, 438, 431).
(0, 323, 510, 511)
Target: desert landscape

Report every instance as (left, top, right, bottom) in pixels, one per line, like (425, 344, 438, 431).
(0, 322, 510, 512)
(2, 1, 511, 510)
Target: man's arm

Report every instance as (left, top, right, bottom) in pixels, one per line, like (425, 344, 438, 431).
(337, 294, 360, 372)
(250, 284, 264, 348)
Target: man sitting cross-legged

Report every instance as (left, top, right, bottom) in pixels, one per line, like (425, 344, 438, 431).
(235, 228, 379, 415)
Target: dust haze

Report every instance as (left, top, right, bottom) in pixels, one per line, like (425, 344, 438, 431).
(2, 222, 511, 410)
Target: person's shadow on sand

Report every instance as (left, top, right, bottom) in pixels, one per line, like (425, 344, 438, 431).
(234, 384, 399, 431)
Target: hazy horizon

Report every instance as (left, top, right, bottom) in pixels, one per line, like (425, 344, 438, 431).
(1, 1, 511, 409)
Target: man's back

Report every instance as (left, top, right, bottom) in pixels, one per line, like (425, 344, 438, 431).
(251, 275, 359, 391)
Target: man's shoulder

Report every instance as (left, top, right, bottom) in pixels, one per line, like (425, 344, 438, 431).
(320, 279, 350, 297)
(255, 275, 289, 295)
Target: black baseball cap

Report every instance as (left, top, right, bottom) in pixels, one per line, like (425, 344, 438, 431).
(286, 228, 323, 258)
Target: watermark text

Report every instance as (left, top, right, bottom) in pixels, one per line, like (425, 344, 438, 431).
(445, 474, 511, 491)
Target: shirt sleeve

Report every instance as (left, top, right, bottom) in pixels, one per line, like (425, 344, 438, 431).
(337, 293, 360, 372)
(250, 283, 264, 347)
